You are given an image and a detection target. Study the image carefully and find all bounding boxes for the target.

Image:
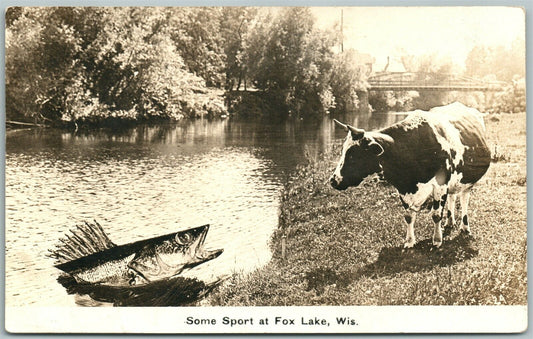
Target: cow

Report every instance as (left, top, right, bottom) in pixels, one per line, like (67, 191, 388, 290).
(330, 102, 491, 248)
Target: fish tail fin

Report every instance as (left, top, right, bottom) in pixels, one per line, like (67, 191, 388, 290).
(49, 220, 116, 264)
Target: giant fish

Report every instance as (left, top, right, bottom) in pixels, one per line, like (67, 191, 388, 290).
(49, 221, 223, 287)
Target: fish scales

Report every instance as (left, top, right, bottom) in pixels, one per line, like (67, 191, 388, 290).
(51, 222, 223, 287)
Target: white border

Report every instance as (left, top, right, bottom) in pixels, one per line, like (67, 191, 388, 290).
(5, 305, 528, 333)
(2, 1, 531, 335)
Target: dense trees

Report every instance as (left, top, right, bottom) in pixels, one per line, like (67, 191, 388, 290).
(243, 8, 338, 115)
(6, 7, 224, 126)
(7, 7, 524, 125)
(6, 7, 369, 126)
(228, 8, 369, 117)
(465, 37, 526, 82)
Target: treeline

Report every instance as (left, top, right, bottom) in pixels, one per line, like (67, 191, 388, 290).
(369, 40, 526, 113)
(6, 7, 368, 127)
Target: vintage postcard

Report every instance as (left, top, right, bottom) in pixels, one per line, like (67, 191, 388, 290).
(4, 6, 527, 333)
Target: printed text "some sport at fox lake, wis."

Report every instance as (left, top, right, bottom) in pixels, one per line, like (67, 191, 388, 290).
(185, 316, 358, 327)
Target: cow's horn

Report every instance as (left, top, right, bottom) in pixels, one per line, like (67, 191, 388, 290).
(333, 119, 365, 139)
(347, 125, 365, 139)
(333, 119, 348, 131)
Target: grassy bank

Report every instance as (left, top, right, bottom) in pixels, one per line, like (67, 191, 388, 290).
(210, 112, 527, 306)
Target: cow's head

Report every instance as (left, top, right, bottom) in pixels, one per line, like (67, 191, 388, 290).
(330, 119, 384, 190)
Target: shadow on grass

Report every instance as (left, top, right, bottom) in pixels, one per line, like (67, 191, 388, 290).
(357, 232, 479, 278)
(304, 232, 478, 294)
(304, 267, 354, 294)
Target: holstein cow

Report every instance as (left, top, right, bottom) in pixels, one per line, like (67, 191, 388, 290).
(330, 102, 490, 248)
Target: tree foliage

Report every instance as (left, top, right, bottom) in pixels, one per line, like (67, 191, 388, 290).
(244, 8, 335, 115)
(6, 7, 371, 125)
(329, 50, 369, 113)
(6, 8, 90, 122)
(168, 7, 227, 87)
(233, 8, 367, 117)
(465, 38, 525, 82)
(219, 7, 258, 91)
(6, 7, 225, 125)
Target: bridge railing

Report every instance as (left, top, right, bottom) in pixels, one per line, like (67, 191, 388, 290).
(367, 72, 507, 91)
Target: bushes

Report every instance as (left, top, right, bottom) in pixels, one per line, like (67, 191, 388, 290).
(5, 7, 228, 127)
(487, 79, 526, 113)
(369, 91, 417, 112)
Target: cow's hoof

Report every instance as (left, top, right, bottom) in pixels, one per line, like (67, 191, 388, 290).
(432, 240, 442, 248)
(460, 228, 471, 235)
(430, 245, 443, 252)
(403, 241, 415, 249)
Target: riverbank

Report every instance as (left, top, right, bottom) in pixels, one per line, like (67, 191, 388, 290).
(7, 88, 228, 131)
(209, 111, 527, 306)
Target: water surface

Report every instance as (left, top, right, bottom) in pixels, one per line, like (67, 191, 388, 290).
(5, 112, 405, 306)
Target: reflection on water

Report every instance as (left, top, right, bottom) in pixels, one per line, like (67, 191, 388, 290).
(5, 112, 405, 307)
(57, 274, 224, 307)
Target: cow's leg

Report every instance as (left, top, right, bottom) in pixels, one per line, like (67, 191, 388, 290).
(400, 183, 434, 248)
(459, 190, 472, 234)
(431, 186, 448, 247)
(403, 210, 417, 248)
(443, 193, 457, 238)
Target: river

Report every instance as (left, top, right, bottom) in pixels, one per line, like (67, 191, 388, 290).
(5, 112, 405, 307)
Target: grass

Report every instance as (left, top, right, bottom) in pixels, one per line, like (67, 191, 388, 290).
(209, 112, 527, 306)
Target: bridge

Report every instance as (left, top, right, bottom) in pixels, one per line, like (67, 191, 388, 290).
(368, 72, 507, 92)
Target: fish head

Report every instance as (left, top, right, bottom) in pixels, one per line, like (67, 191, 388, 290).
(127, 225, 223, 283)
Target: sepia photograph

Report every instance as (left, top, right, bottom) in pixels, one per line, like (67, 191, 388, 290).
(4, 5, 527, 333)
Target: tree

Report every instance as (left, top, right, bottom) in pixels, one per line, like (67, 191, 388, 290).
(330, 49, 369, 113)
(220, 7, 258, 91)
(168, 7, 226, 87)
(7, 7, 371, 123)
(243, 8, 338, 116)
(6, 7, 220, 124)
(465, 39, 525, 82)
(6, 7, 91, 122)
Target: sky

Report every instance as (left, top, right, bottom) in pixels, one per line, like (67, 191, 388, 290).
(310, 7, 525, 71)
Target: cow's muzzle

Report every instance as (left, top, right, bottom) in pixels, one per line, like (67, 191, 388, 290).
(330, 175, 347, 190)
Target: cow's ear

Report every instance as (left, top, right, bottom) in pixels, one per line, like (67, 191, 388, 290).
(348, 126, 365, 140)
(367, 139, 384, 156)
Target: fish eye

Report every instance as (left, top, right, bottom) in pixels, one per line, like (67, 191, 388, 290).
(175, 232, 193, 245)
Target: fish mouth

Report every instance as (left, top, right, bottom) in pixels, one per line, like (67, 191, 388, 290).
(188, 225, 224, 268)
(197, 248, 224, 261)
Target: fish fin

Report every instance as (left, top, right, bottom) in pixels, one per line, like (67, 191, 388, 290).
(49, 220, 116, 264)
